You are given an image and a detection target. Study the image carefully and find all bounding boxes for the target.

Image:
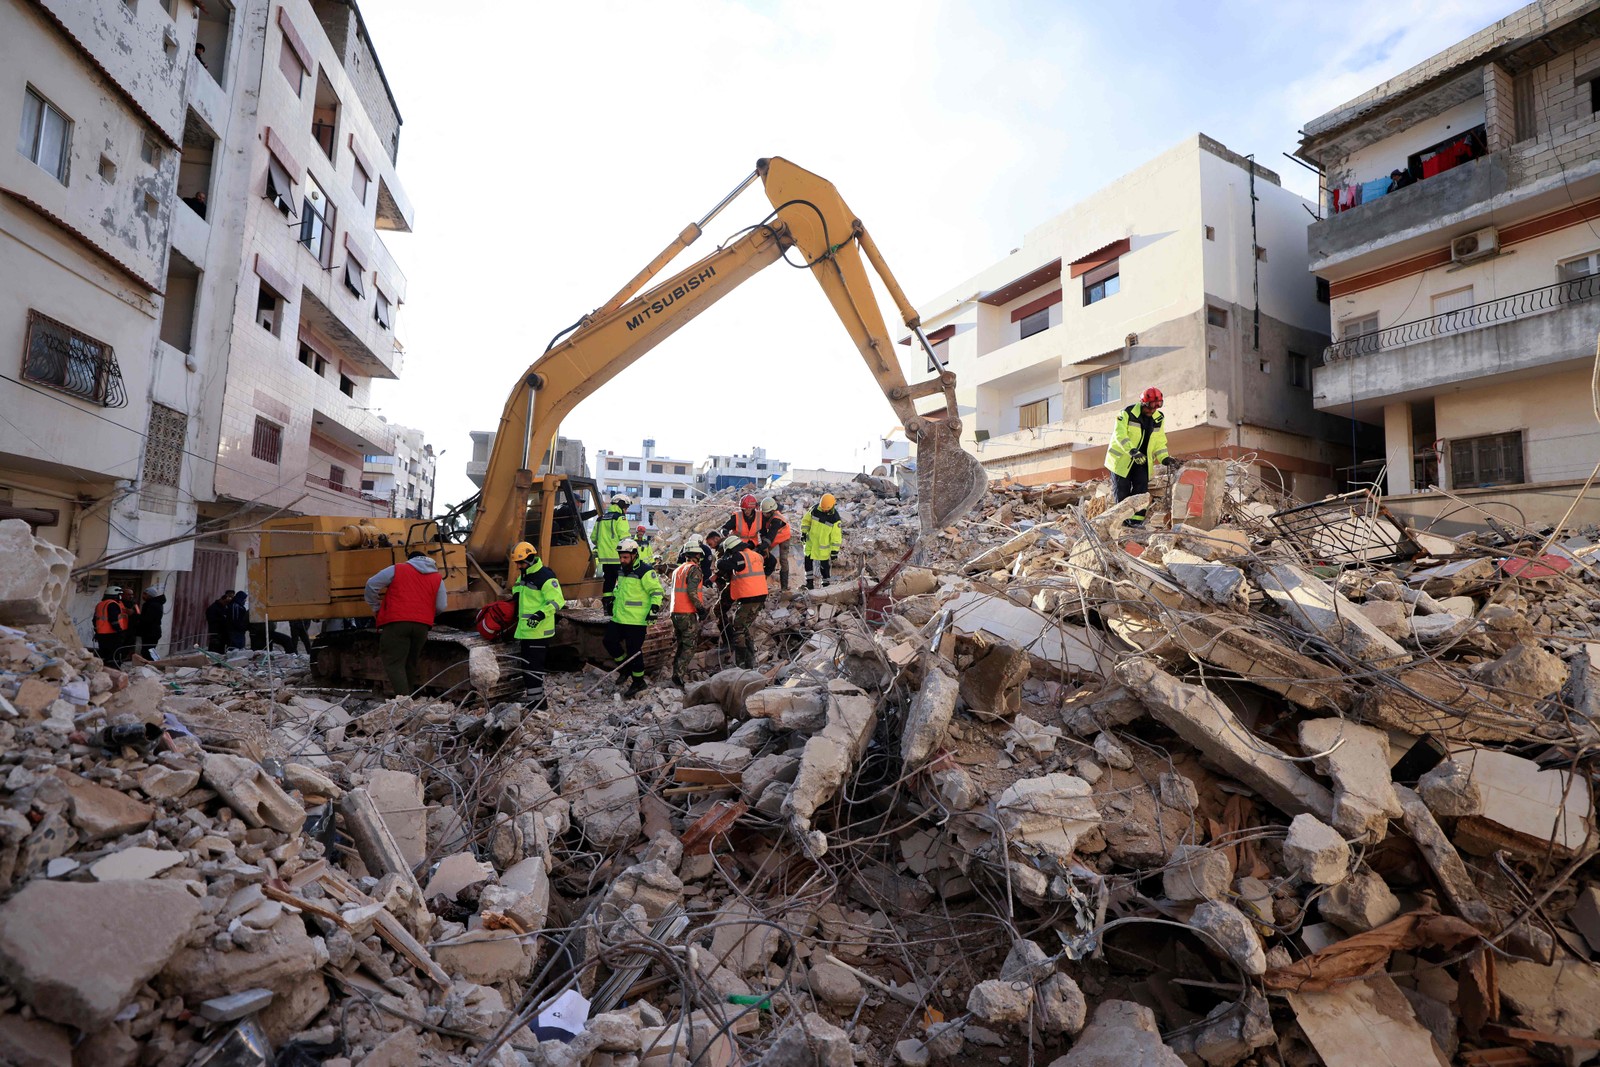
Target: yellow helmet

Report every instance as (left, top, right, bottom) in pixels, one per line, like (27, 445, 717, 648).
(510, 542, 538, 565)
(820, 493, 836, 510)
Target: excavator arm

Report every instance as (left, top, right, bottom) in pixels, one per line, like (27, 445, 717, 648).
(465, 156, 987, 569)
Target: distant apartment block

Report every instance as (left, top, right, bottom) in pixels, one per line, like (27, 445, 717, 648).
(597, 440, 699, 527)
(902, 134, 1350, 498)
(363, 422, 434, 518)
(1296, 0, 1600, 528)
(699, 447, 791, 494)
(467, 431, 586, 488)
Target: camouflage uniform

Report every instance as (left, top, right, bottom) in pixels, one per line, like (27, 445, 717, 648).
(729, 599, 762, 669)
(670, 557, 707, 686)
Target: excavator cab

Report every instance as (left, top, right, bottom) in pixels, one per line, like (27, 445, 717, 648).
(519, 474, 604, 600)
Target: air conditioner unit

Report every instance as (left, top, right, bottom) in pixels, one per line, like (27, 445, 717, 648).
(1450, 227, 1499, 264)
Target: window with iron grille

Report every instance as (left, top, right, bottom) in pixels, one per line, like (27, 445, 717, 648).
(21, 310, 126, 407)
(1451, 431, 1523, 489)
(138, 404, 186, 514)
(251, 417, 282, 464)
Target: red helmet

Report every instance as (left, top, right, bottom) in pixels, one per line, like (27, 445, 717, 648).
(740, 494, 758, 509)
(635, 524, 647, 535)
(1141, 387, 1164, 408)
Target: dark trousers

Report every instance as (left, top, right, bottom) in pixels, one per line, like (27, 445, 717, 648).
(603, 621, 647, 680)
(601, 563, 621, 595)
(95, 635, 123, 667)
(288, 620, 312, 654)
(518, 637, 550, 708)
(378, 621, 430, 696)
(207, 632, 225, 654)
(1112, 463, 1150, 523)
(804, 556, 832, 585)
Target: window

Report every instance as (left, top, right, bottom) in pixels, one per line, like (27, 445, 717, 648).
(298, 343, 328, 376)
(328, 465, 345, 488)
(1560, 252, 1600, 281)
(606, 459, 621, 471)
(98, 155, 116, 182)
(1085, 368, 1120, 408)
(756, 463, 767, 471)
(1343, 313, 1379, 340)
(628, 461, 639, 471)
(1431, 286, 1474, 334)
(278, 36, 305, 95)
(361, 479, 375, 491)
(1082, 261, 1120, 306)
(1254, 245, 1268, 262)
(265, 153, 296, 216)
(139, 404, 185, 514)
(926, 338, 949, 374)
(142, 192, 159, 216)
(251, 417, 283, 463)
(1451, 431, 1524, 488)
(343, 253, 365, 298)
(374, 289, 392, 329)
(21, 310, 125, 407)
(1289, 353, 1309, 388)
(1206, 305, 1228, 328)
(1259, 359, 1271, 374)
(299, 174, 334, 265)
(648, 487, 662, 499)
(140, 135, 159, 166)
(1316, 277, 1331, 304)
(1204, 225, 1215, 241)
(311, 70, 339, 162)
(673, 488, 686, 499)
(1018, 398, 1051, 430)
(257, 283, 283, 335)
(650, 463, 663, 474)
(339, 373, 355, 397)
(1019, 307, 1050, 338)
(18, 87, 71, 184)
(352, 158, 370, 204)
(1207, 345, 1219, 361)
(1591, 77, 1600, 115)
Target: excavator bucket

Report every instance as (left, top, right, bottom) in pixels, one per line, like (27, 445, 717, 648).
(916, 419, 989, 530)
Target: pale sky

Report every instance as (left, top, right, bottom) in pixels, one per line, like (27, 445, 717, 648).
(361, 0, 1516, 511)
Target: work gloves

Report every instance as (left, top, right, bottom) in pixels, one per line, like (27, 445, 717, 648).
(601, 595, 614, 615)
(1130, 451, 1146, 465)
(1162, 457, 1178, 467)
(646, 606, 660, 622)
(527, 611, 545, 627)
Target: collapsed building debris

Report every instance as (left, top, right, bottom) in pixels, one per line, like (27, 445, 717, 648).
(0, 476, 1598, 1065)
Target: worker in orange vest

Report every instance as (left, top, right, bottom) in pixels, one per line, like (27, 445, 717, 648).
(92, 586, 128, 667)
(715, 536, 768, 669)
(721, 494, 763, 546)
(364, 550, 446, 696)
(670, 538, 708, 687)
(758, 496, 792, 591)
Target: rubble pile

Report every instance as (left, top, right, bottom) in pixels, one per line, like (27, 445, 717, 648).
(0, 475, 1598, 1066)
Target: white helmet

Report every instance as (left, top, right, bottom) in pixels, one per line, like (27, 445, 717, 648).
(681, 537, 704, 556)
(618, 538, 639, 553)
(105, 586, 123, 596)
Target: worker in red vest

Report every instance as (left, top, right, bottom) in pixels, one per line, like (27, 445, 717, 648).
(364, 550, 446, 696)
(92, 586, 127, 667)
(715, 537, 768, 669)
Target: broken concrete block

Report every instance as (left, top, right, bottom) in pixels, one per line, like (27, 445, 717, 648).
(709, 899, 782, 976)
(1286, 976, 1450, 1067)
(1158, 771, 1199, 813)
(478, 855, 549, 934)
(160, 911, 321, 1004)
(965, 525, 1050, 574)
(805, 961, 863, 1008)
(1571, 885, 1600, 955)
(767, 1013, 853, 1067)
(943, 590, 1105, 674)
(367, 768, 426, 868)
(745, 687, 828, 732)
(562, 748, 641, 850)
(426, 852, 495, 900)
(0, 519, 72, 626)
(282, 762, 341, 799)
(895, 1038, 931, 1067)
(994, 773, 1100, 866)
(0, 879, 202, 1029)
(902, 668, 958, 766)
(202, 753, 305, 834)
(1048, 999, 1186, 1066)
(1298, 718, 1402, 842)
(0, 1012, 72, 1067)
(56, 772, 155, 842)
(1319, 867, 1402, 934)
(89, 846, 184, 882)
(137, 763, 200, 800)
(433, 928, 534, 984)
(1424, 748, 1594, 859)
(1283, 814, 1350, 886)
(1162, 549, 1248, 611)
(1190, 900, 1267, 976)
(1254, 561, 1411, 668)
(199, 987, 275, 1022)
(967, 979, 1033, 1025)
(607, 860, 683, 921)
(1189, 989, 1274, 1067)
(1037, 972, 1087, 1036)
(1163, 844, 1232, 902)
(1093, 732, 1133, 770)
(680, 740, 755, 775)
(1394, 786, 1496, 931)
(1472, 641, 1567, 705)
(932, 767, 979, 810)
(1499, 957, 1600, 1050)
(1357, 599, 1410, 640)
(1116, 660, 1335, 821)
(958, 641, 1031, 721)
(784, 682, 877, 856)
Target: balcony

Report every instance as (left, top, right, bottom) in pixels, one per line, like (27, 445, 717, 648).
(1314, 274, 1600, 414)
(1308, 154, 1509, 269)
(305, 473, 368, 501)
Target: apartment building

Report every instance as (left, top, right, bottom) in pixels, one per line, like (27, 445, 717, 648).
(597, 440, 698, 527)
(466, 431, 587, 488)
(1296, 0, 1600, 529)
(362, 422, 434, 519)
(904, 134, 1350, 498)
(0, 0, 209, 636)
(699, 447, 791, 494)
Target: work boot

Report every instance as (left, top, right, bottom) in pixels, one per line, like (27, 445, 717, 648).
(806, 577, 815, 590)
(671, 672, 684, 688)
(623, 676, 648, 697)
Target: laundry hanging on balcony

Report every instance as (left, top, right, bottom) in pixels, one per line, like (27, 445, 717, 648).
(1360, 178, 1392, 203)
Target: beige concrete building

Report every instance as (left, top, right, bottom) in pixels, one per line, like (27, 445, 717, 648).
(0, 0, 210, 640)
(362, 422, 435, 519)
(1296, 0, 1600, 530)
(467, 431, 587, 488)
(904, 135, 1349, 497)
(599, 440, 698, 528)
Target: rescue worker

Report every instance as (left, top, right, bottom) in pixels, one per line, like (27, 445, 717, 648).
(93, 586, 127, 666)
(227, 591, 250, 650)
(136, 584, 166, 659)
(669, 539, 708, 687)
(634, 524, 655, 566)
(716, 536, 768, 669)
(602, 538, 662, 697)
(721, 494, 763, 546)
(591, 495, 632, 597)
(759, 497, 792, 591)
(509, 541, 564, 711)
(801, 493, 843, 589)
(700, 531, 724, 587)
(1107, 386, 1174, 526)
(117, 586, 142, 665)
(364, 549, 447, 697)
(205, 590, 234, 654)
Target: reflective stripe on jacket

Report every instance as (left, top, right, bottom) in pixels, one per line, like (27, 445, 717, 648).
(637, 538, 654, 566)
(801, 507, 842, 560)
(1106, 403, 1169, 478)
(764, 512, 791, 546)
(513, 565, 565, 640)
(592, 506, 630, 565)
(671, 561, 704, 615)
(93, 598, 123, 635)
(728, 547, 769, 601)
(610, 562, 663, 625)
(729, 510, 762, 542)
(375, 562, 443, 627)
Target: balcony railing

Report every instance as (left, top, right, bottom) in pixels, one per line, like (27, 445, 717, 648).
(1325, 273, 1600, 362)
(305, 473, 368, 501)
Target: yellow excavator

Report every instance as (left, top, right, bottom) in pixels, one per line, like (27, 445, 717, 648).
(248, 157, 988, 697)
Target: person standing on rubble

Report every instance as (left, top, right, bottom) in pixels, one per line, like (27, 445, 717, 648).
(801, 493, 843, 589)
(717, 536, 768, 668)
(205, 590, 233, 654)
(722, 494, 764, 548)
(136, 584, 166, 659)
(670, 539, 708, 687)
(759, 496, 792, 592)
(117, 586, 142, 665)
(93, 586, 127, 666)
(591, 495, 632, 599)
(602, 538, 662, 697)
(509, 541, 564, 711)
(227, 591, 250, 650)
(634, 524, 655, 566)
(1107, 387, 1175, 527)
(364, 550, 447, 697)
